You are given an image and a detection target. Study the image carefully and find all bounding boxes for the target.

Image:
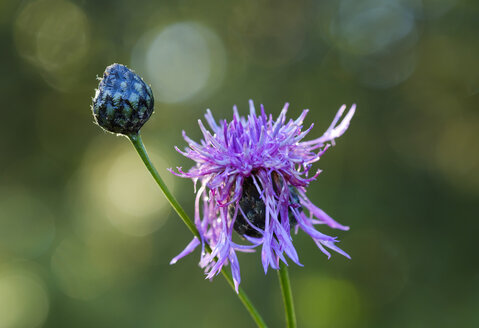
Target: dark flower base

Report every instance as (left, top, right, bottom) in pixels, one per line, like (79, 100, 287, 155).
(230, 176, 301, 238)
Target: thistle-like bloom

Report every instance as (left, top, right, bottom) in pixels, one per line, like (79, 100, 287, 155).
(170, 101, 355, 291)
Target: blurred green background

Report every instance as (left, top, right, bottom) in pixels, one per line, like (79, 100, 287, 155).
(1, 0, 478, 327)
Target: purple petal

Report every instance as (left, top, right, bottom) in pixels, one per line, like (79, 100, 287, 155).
(170, 237, 200, 264)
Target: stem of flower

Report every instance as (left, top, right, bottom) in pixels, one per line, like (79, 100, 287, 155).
(128, 133, 267, 328)
(277, 262, 297, 328)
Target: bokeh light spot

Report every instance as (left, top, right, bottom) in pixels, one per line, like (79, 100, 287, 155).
(76, 139, 174, 237)
(0, 267, 49, 328)
(332, 0, 415, 55)
(14, 0, 90, 90)
(104, 150, 173, 236)
(132, 22, 226, 104)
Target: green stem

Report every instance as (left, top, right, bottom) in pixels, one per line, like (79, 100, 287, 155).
(128, 133, 267, 328)
(277, 261, 296, 328)
(128, 133, 198, 238)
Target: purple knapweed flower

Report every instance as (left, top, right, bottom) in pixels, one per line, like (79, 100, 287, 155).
(170, 101, 355, 291)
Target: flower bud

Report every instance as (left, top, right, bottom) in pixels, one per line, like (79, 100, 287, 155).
(92, 63, 154, 135)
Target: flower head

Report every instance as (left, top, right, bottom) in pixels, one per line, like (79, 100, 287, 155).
(92, 63, 154, 135)
(170, 101, 355, 291)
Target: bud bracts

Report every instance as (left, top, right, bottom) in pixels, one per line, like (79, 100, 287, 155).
(92, 63, 154, 135)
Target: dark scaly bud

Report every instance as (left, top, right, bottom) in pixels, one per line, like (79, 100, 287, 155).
(230, 177, 301, 238)
(92, 63, 154, 135)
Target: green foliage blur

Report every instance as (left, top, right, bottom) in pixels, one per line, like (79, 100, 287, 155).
(1, 0, 478, 327)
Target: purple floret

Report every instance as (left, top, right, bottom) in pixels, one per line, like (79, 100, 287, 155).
(170, 100, 355, 292)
